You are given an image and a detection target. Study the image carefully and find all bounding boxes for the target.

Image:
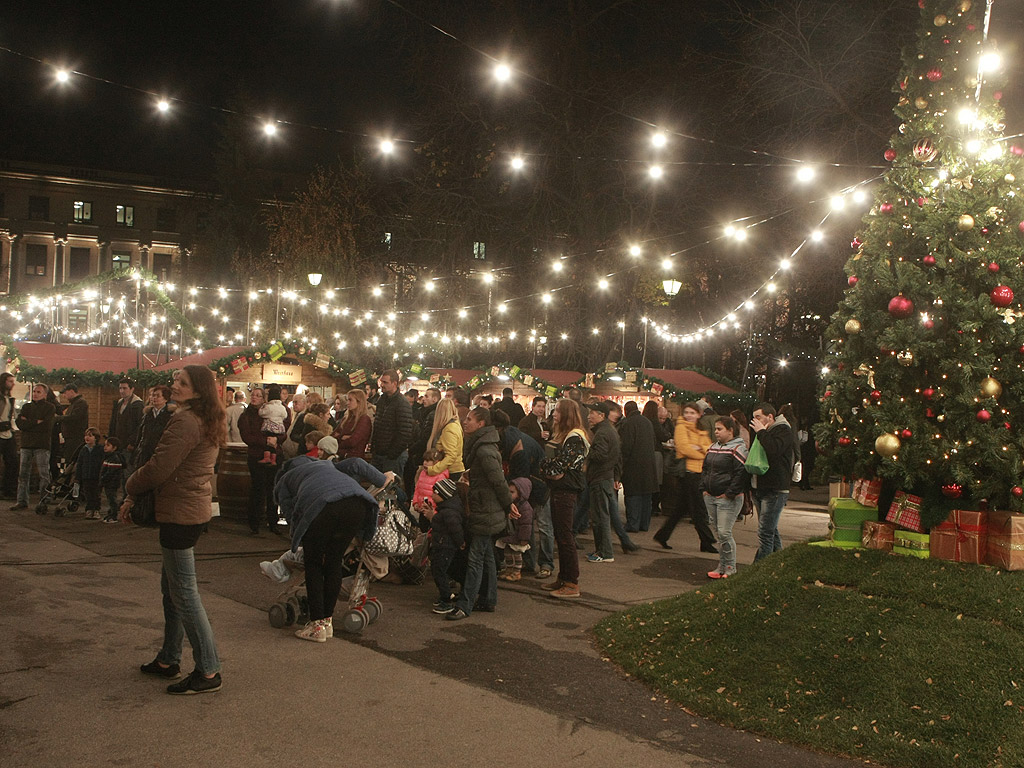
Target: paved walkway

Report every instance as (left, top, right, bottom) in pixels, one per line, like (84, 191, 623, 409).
(1, 487, 864, 767)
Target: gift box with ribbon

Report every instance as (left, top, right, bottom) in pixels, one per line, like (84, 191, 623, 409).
(985, 510, 1024, 571)
(828, 498, 877, 545)
(862, 520, 896, 551)
(929, 510, 987, 564)
(886, 491, 925, 533)
(853, 477, 881, 508)
(829, 479, 852, 499)
(893, 529, 930, 559)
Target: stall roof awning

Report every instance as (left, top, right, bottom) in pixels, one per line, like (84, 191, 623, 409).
(643, 368, 737, 394)
(15, 342, 145, 374)
(152, 346, 248, 371)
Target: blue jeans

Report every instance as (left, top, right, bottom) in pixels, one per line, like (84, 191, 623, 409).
(607, 488, 636, 551)
(17, 448, 50, 505)
(372, 451, 408, 485)
(572, 485, 590, 534)
(588, 479, 616, 558)
(157, 546, 221, 674)
(704, 494, 743, 573)
(522, 498, 554, 571)
(753, 490, 788, 561)
(456, 534, 498, 615)
(624, 494, 652, 532)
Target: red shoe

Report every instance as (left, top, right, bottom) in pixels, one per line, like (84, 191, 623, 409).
(707, 570, 729, 579)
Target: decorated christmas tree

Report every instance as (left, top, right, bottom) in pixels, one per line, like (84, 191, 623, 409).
(817, 0, 1024, 525)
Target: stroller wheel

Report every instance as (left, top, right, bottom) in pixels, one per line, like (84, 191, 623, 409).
(69, 501, 79, 512)
(285, 596, 302, 626)
(268, 603, 287, 629)
(341, 608, 367, 634)
(35, 503, 48, 515)
(53, 506, 66, 517)
(364, 597, 382, 624)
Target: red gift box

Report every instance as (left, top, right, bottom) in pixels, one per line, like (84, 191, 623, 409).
(854, 477, 881, 508)
(929, 510, 987, 564)
(986, 510, 1024, 571)
(862, 520, 896, 551)
(886, 491, 924, 533)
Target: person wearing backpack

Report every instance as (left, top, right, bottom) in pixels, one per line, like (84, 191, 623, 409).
(749, 402, 796, 562)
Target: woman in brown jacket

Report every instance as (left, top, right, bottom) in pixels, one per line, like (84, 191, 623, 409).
(120, 365, 227, 695)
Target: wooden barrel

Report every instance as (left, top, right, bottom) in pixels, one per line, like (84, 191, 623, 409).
(216, 443, 251, 520)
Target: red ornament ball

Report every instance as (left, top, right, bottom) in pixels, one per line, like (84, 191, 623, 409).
(870, 390, 882, 401)
(851, 237, 862, 250)
(884, 148, 897, 162)
(941, 483, 963, 499)
(900, 428, 913, 439)
(923, 319, 935, 329)
(1005, 422, 1013, 431)
(838, 436, 852, 447)
(981, 227, 989, 235)
(880, 202, 894, 214)
(923, 254, 937, 266)
(1012, 146, 1024, 157)
(916, 196, 927, 207)
(926, 68, 943, 82)
(922, 388, 935, 399)
(888, 295, 915, 318)
(1013, 486, 1024, 499)
(991, 285, 1015, 307)
(977, 409, 992, 423)
(989, 262, 1000, 273)
(848, 276, 859, 286)
(1018, 220, 1024, 233)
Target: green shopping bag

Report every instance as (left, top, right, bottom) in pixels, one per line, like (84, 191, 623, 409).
(744, 436, 769, 476)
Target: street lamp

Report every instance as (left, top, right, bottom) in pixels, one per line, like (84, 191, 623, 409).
(307, 273, 323, 286)
(662, 279, 682, 297)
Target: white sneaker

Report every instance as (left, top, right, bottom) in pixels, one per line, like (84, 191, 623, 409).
(259, 560, 290, 584)
(295, 620, 328, 643)
(323, 617, 333, 638)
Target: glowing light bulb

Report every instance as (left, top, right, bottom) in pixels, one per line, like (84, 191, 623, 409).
(766, 282, 777, 293)
(482, 272, 494, 285)
(852, 189, 867, 204)
(780, 258, 791, 270)
(156, 99, 170, 113)
(423, 281, 434, 292)
(966, 139, 982, 154)
(734, 228, 748, 242)
(598, 278, 610, 290)
(372, 287, 382, 298)
(510, 156, 525, 170)
(494, 63, 512, 82)
(796, 166, 815, 183)
(661, 258, 672, 271)
(980, 52, 1003, 73)
(651, 131, 667, 148)
(628, 244, 642, 257)
(830, 196, 846, 211)
(380, 139, 395, 154)
(541, 293, 552, 305)
(497, 303, 508, 313)
(55, 69, 70, 84)
(263, 122, 278, 137)
(551, 260, 563, 273)
(648, 164, 664, 179)
(810, 230, 824, 243)
(458, 309, 468, 319)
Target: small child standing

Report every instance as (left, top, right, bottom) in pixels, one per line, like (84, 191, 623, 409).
(412, 449, 449, 510)
(497, 477, 534, 582)
(304, 430, 326, 458)
(258, 386, 288, 465)
(75, 428, 105, 519)
(421, 477, 465, 614)
(100, 436, 126, 523)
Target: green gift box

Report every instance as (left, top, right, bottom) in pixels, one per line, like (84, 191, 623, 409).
(893, 530, 930, 559)
(829, 498, 877, 544)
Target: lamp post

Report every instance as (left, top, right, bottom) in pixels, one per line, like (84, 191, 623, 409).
(308, 272, 323, 330)
(661, 280, 681, 368)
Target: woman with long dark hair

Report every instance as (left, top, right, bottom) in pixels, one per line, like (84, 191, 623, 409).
(121, 366, 227, 695)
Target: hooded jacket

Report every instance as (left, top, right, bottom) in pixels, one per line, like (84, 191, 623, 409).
(586, 418, 621, 484)
(753, 415, 796, 493)
(498, 476, 534, 546)
(463, 425, 514, 536)
(429, 493, 466, 551)
(700, 435, 749, 498)
(674, 417, 712, 474)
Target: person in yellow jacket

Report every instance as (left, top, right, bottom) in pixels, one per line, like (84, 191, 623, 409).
(424, 398, 466, 479)
(653, 402, 717, 553)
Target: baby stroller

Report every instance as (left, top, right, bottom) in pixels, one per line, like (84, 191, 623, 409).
(42, 445, 81, 517)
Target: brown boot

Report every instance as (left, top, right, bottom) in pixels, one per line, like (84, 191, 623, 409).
(550, 582, 580, 598)
(540, 580, 564, 591)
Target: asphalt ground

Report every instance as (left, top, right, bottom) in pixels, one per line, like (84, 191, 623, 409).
(1, 486, 868, 767)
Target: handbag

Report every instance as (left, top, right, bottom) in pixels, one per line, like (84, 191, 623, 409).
(791, 461, 803, 483)
(130, 491, 157, 527)
(365, 498, 418, 557)
(744, 437, 769, 476)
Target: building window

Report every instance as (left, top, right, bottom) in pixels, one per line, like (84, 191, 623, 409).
(69, 247, 91, 280)
(67, 307, 88, 334)
(28, 196, 49, 221)
(112, 251, 132, 270)
(155, 207, 176, 231)
(0, 193, 5, 217)
(25, 243, 47, 276)
(152, 252, 172, 281)
(116, 205, 134, 227)
(473, 241, 486, 260)
(73, 201, 93, 223)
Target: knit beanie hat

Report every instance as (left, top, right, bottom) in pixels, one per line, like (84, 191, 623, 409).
(317, 436, 339, 456)
(433, 478, 457, 501)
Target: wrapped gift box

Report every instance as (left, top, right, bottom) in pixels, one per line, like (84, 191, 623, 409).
(893, 529, 930, 559)
(886, 491, 925, 533)
(829, 479, 852, 499)
(986, 510, 1024, 571)
(929, 510, 987, 564)
(862, 520, 896, 551)
(828, 498, 878, 544)
(853, 477, 881, 508)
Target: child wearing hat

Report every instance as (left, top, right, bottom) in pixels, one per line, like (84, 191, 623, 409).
(420, 477, 465, 614)
(316, 435, 339, 461)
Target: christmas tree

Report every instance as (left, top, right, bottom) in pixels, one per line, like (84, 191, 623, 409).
(817, 0, 1024, 525)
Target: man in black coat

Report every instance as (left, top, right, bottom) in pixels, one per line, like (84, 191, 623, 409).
(56, 384, 89, 464)
(109, 379, 144, 455)
(750, 402, 796, 562)
(494, 387, 526, 427)
(370, 369, 414, 482)
(618, 401, 659, 532)
(405, 387, 440, 491)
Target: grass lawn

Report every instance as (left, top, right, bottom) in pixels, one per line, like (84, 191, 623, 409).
(595, 543, 1024, 768)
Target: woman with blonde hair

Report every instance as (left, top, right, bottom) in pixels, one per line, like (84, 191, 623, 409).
(122, 365, 227, 695)
(537, 399, 591, 598)
(333, 389, 372, 460)
(424, 397, 465, 480)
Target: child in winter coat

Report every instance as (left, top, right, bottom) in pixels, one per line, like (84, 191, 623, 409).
(412, 448, 449, 511)
(75, 428, 105, 519)
(497, 476, 534, 582)
(420, 477, 465, 614)
(99, 436, 127, 523)
(304, 430, 326, 458)
(258, 389, 289, 465)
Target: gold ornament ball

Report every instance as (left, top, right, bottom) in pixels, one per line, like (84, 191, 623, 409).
(937, 414, 946, 422)
(959, 0, 972, 11)
(980, 376, 1003, 398)
(934, 14, 947, 26)
(875, 433, 902, 458)
(957, 214, 975, 231)
(845, 319, 862, 335)
(915, 97, 929, 109)
(897, 350, 914, 367)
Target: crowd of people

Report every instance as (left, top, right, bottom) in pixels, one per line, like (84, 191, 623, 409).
(5, 367, 808, 694)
